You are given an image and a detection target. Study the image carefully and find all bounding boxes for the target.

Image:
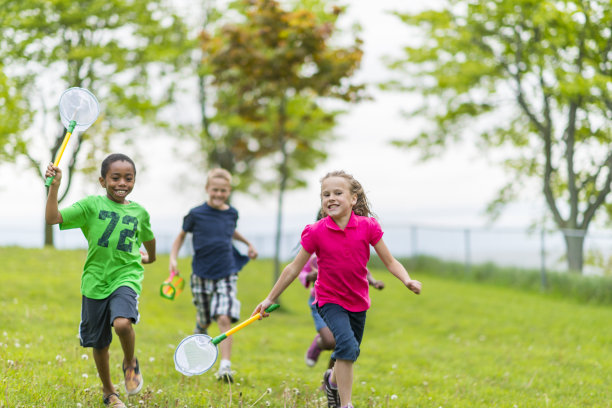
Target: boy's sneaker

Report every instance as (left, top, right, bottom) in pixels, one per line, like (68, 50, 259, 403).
(215, 365, 234, 383)
(194, 323, 208, 335)
(103, 392, 127, 408)
(305, 334, 322, 367)
(123, 358, 143, 395)
(323, 369, 340, 408)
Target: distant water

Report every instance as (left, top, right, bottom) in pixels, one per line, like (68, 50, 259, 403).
(3, 216, 612, 274)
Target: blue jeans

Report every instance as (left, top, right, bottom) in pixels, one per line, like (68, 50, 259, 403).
(309, 294, 327, 331)
(318, 303, 366, 362)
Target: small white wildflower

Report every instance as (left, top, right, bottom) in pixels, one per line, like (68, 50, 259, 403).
(265, 402, 270, 407)
(149, 357, 155, 362)
(56, 355, 62, 361)
(25, 344, 31, 349)
(14, 342, 20, 348)
(76, 403, 82, 408)
(3, 332, 7, 337)
(266, 388, 272, 394)
(7, 360, 14, 366)
(392, 364, 398, 369)
(139, 400, 144, 404)
(423, 381, 429, 386)
(391, 395, 398, 400)
(361, 381, 366, 385)
(81, 354, 88, 360)
(82, 374, 88, 379)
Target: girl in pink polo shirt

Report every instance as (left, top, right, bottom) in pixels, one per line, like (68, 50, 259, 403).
(253, 170, 421, 408)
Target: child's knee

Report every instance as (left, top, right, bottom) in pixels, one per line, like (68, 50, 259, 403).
(333, 336, 360, 361)
(113, 317, 133, 335)
(216, 314, 231, 325)
(320, 331, 336, 349)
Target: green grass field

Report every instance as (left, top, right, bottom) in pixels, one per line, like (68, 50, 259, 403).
(1, 247, 612, 407)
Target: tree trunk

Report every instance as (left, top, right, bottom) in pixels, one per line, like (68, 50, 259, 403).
(273, 179, 286, 284)
(273, 96, 288, 287)
(563, 231, 585, 273)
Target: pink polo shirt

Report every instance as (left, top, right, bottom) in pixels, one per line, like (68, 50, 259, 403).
(301, 213, 383, 312)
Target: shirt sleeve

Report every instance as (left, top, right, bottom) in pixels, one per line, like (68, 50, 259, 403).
(182, 210, 194, 233)
(59, 198, 90, 230)
(368, 217, 384, 246)
(300, 224, 316, 254)
(139, 209, 155, 242)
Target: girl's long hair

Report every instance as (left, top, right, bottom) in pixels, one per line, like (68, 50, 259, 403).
(320, 170, 374, 217)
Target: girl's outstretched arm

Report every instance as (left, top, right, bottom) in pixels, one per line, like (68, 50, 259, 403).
(252, 247, 312, 317)
(373, 238, 421, 294)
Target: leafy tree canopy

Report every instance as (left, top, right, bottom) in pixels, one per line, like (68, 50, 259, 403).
(0, 0, 193, 245)
(387, 0, 611, 272)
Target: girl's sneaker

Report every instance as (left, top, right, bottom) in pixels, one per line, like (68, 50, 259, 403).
(323, 369, 340, 408)
(305, 334, 322, 367)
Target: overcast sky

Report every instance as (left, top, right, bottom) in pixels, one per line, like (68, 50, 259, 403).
(0, 0, 547, 244)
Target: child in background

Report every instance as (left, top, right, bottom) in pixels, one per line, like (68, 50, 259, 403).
(169, 168, 258, 383)
(45, 153, 156, 408)
(253, 170, 421, 408)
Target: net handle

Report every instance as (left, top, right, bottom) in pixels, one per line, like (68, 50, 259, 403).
(211, 304, 280, 345)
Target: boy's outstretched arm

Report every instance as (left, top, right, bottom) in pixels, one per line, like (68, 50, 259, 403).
(233, 230, 258, 259)
(252, 247, 312, 317)
(169, 230, 186, 272)
(142, 239, 156, 264)
(373, 238, 421, 295)
(45, 163, 63, 225)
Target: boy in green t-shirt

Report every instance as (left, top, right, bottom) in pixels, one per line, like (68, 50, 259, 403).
(45, 153, 156, 408)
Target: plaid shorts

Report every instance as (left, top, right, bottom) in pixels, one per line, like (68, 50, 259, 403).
(191, 273, 241, 325)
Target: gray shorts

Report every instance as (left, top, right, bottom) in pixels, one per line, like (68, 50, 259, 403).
(79, 286, 139, 349)
(191, 274, 240, 325)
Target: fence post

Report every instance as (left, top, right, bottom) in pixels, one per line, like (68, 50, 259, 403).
(410, 225, 418, 269)
(465, 228, 471, 274)
(540, 229, 548, 290)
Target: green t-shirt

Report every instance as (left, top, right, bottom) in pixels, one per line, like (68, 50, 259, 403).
(60, 195, 155, 299)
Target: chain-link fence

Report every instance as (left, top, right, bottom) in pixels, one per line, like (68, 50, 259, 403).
(4, 222, 612, 276)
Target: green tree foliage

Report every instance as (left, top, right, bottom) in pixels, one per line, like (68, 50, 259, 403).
(386, 0, 611, 273)
(0, 69, 30, 161)
(200, 0, 365, 280)
(0, 0, 192, 245)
